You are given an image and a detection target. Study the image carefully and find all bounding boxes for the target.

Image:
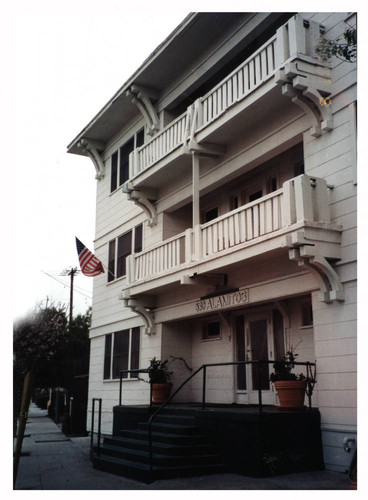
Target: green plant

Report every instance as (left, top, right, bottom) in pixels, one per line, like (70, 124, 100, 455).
(148, 358, 172, 384)
(270, 350, 306, 382)
(316, 26, 357, 63)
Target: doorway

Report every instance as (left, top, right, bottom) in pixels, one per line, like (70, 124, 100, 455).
(235, 309, 284, 404)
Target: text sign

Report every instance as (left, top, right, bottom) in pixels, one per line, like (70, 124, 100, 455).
(195, 290, 249, 313)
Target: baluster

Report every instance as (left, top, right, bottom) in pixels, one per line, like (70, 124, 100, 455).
(233, 73, 238, 101)
(213, 223, 218, 253)
(240, 210, 246, 242)
(249, 60, 255, 89)
(218, 220, 224, 251)
(234, 212, 240, 244)
(255, 54, 262, 85)
(265, 199, 273, 233)
(273, 196, 280, 230)
(253, 204, 260, 238)
(229, 216, 235, 247)
(259, 201, 266, 235)
(246, 208, 253, 240)
(202, 228, 208, 257)
(223, 218, 229, 249)
(261, 48, 268, 79)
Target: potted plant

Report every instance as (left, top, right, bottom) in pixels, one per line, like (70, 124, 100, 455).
(270, 350, 308, 410)
(148, 357, 173, 403)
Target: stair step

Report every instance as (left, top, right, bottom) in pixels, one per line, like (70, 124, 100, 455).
(93, 453, 227, 482)
(138, 422, 200, 435)
(95, 443, 221, 466)
(104, 435, 213, 455)
(153, 414, 196, 425)
(120, 428, 206, 445)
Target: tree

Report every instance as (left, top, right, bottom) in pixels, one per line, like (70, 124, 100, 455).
(13, 301, 67, 487)
(316, 27, 357, 63)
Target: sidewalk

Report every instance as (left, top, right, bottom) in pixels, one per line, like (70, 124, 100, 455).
(13, 403, 353, 490)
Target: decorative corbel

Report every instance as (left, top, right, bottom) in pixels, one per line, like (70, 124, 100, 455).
(120, 290, 155, 335)
(126, 84, 160, 136)
(275, 61, 333, 137)
(288, 245, 344, 303)
(77, 138, 106, 180)
(122, 182, 157, 226)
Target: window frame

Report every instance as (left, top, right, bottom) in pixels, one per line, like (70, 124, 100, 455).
(201, 316, 222, 341)
(107, 224, 143, 283)
(110, 127, 145, 193)
(103, 327, 140, 381)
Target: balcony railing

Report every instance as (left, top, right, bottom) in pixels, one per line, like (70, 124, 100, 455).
(126, 175, 330, 286)
(128, 15, 320, 179)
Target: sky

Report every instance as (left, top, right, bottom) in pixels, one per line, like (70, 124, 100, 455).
(5, 0, 364, 325)
(7, 1, 189, 321)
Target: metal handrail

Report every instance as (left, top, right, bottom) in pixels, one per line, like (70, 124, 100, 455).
(90, 398, 102, 457)
(146, 359, 316, 476)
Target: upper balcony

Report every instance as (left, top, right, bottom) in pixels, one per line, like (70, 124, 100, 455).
(122, 175, 343, 310)
(128, 14, 332, 191)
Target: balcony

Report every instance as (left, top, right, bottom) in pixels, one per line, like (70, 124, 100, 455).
(128, 15, 332, 189)
(123, 175, 342, 303)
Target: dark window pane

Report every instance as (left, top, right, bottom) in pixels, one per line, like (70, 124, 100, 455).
(249, 190, 263, 202)
(250, 319, 269, 391)
(130, 327, 140, 378)
(111, 152, 118, 192)
(134, 224, 143, 253)
(119, 138, 134, 186)
(294, 161, 305, 177)
(205, 207, 218, 223)
(117, 231, 132, 278)
(207, 321, 221, 338)
(301, 301, 313, 326)
(235, 315, 246, 390)
(108, 240, 115, 282)
(136, 128, 144, 148)
(112, 330, 129, 379)
(103, 334, 112, 379)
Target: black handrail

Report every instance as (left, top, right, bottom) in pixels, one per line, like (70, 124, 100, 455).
(90, 398, 102, 457)
(146, 359, 316, 476)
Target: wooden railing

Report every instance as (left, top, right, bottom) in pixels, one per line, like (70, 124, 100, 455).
(198, 35, 277, 129)
(200, 189, 283, 257)
(125, 175, 332, 285)
(132, 111, 190, 175)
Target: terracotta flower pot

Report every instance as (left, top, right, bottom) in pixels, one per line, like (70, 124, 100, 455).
(274, 380, 307, 410)
(152, 383, 173, 403)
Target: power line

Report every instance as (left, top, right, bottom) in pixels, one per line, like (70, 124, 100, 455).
(41, 270, 92, 300)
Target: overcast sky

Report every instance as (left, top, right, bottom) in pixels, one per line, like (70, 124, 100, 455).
(8, 1, 189, 321)
(5, 0, 363, 324)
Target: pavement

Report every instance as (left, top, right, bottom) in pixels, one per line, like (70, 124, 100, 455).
(13, 402, 354, 490)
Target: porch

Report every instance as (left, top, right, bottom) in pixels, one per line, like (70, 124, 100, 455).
(92, 403, 324, 482)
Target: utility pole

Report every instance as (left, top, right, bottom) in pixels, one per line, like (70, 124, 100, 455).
(60, 267, 79, 328)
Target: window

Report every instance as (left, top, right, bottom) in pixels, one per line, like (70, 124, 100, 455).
(103, 328, 140, 380)
(110, 128, 145, 193)
(301, 299, 313, 327)
(108, 224, 143, 282)
(202, 317, 221, 340)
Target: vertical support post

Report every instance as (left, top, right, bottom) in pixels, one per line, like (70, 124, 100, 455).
(97, 399, 102, 457)
(193, 224, 202, 261)
(275, 24, 290, 67)
(202, 366, 207, 410)
(288, 14, 306, 57)
(294, 174, 314, 222)
(281, 178, 296, 227)
(258, 361, 263, 414)
(150, 381, 153, 408)
(119, 372, 123, 406)
(192, 151, 200, 227)
(90, 398, 95, 455)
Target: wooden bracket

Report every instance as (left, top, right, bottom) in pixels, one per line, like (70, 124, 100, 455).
(122, 182, 157, 226)
(126, 84, 160, 136)
(77, 138, 106, 179)
(120, 290, 155, 335)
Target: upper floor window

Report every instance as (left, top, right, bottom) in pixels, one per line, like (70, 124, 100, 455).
(110, 128, 144, 193)
(108, 224, 143, 282)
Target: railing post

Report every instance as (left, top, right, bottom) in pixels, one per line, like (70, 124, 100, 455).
(258, 361, 263, 414)
(119, 371, 123, 406)
(126, 254, 135, 285)
(281, 178, 296, 226)
(184, 228, 193, 263)
(202, 365, 207, 410)
(97, 399, 102, 456)
(193, 224, 202, 261)
(90, 399, 95, 456)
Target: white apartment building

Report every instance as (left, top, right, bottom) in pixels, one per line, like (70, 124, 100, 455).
(68, 12, 357, 475)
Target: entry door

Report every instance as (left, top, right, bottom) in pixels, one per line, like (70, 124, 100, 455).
(235, 311, 275, 405)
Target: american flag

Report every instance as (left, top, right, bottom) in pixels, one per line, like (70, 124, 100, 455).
(75, 237, 105, 277)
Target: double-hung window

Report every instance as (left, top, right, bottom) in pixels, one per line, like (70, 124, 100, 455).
(103, 328, 140, 380)
(108, 224, 143, 282)
(110, 128, 144, 193)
